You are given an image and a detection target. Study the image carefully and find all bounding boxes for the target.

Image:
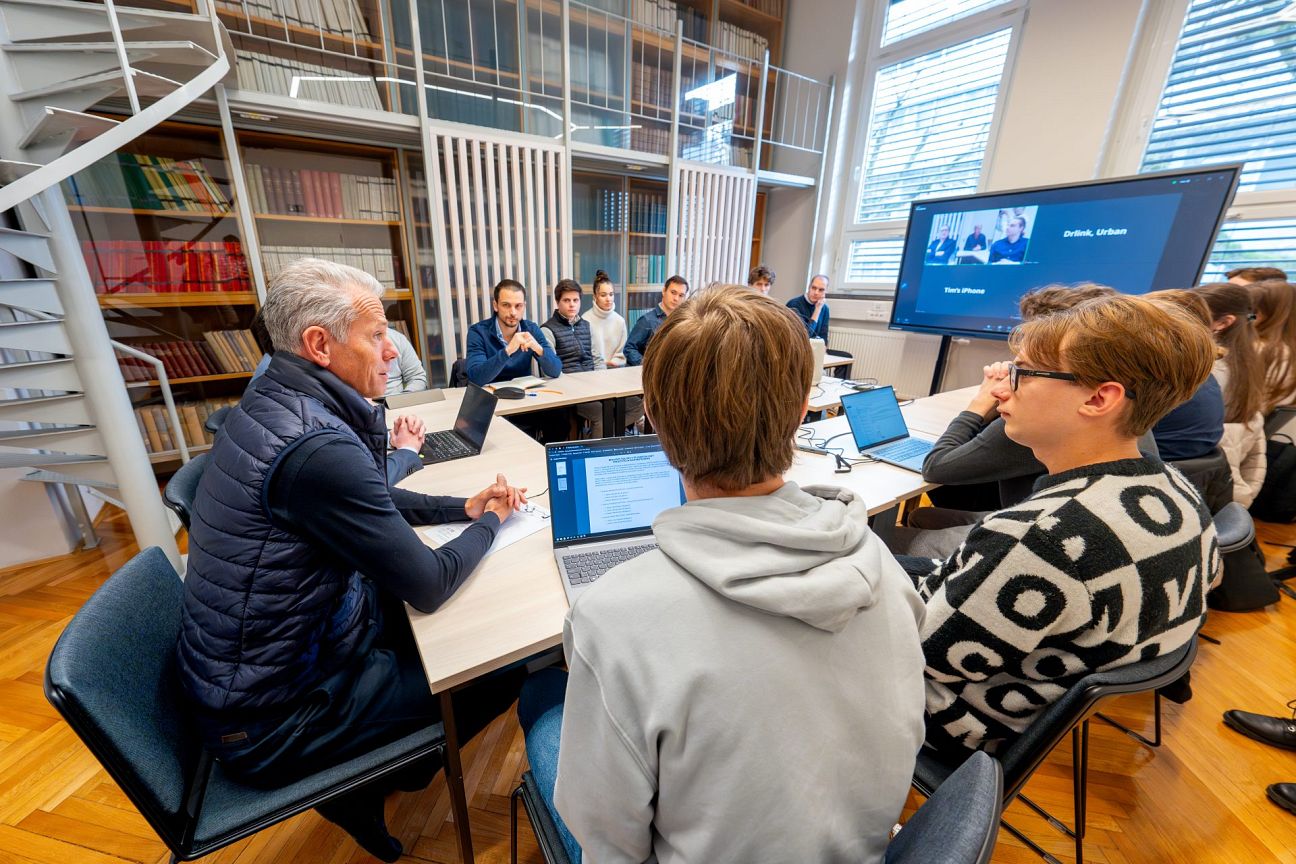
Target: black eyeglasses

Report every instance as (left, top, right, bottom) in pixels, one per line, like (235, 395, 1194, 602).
(1008, 363, 1136, 399)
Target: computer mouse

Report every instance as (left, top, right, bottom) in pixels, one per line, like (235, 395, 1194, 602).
(494, 386, 526, 400)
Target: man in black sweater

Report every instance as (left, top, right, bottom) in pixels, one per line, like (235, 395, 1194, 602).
(178, 258, 526, 861)
(541, 278, 603, 436)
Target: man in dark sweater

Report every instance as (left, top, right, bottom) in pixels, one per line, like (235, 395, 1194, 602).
(177, 258, 527, 861)
(786, 274, 830, 341)
(541, 278, 602, 436)
(466, 278, 562, 384)
(899, 296, 1220, 755)
(625, 275, 688, 365)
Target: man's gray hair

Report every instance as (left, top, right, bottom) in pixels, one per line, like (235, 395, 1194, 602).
(810, 273, 831, 287)
(262, 257, 384, 352)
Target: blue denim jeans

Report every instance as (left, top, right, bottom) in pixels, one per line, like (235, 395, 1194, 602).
(517, 668, 583, 863)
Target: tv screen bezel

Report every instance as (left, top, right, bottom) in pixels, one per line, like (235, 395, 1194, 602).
(884, 163, 1243, 341)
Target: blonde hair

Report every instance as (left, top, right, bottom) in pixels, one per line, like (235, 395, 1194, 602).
(642, 285, 812, 491)
(1194, 282, 1266, 423)
(1009, 295, 1216, 437)
(1251, 278, 1296, 412)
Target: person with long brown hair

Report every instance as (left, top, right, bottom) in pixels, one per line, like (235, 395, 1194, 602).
(1143, 289, 1225, 460)
(1194, 282, 1268, 505)
(1250, 278, 1296, 413)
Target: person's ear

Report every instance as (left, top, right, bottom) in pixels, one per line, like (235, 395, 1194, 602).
(300, 325, 332, 367)
(1077, 381, 1129, 423)
(1212, 314, 1236, 333)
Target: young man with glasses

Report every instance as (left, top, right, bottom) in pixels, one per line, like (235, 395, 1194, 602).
(899, 295, 1220, 755)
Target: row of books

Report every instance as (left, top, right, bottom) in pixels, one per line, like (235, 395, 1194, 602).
(235, 50, 384, 111)
(262, 245, 400, 288)
(575, 187, 626, 233)
(631, 126, 671, 155)
(118, 339, 227, 382)
(134, 398, 239, 456)
(631, 61, 674, 113)
(717, 21, 769, 61)
(732, 0, 783, 16)
(628, 0, 707, 40)
(66, 153, 231, 213)
(82, 240, 252, 294)
(216, 0, 374, 39)
(630, 253, 669, 285)
(204, 329, 265, 374)
(628, 192, 668, 235)
(244, 164, 401, 220)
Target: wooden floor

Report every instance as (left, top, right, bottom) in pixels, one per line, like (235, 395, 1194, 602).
(2, 508, 1296, 863)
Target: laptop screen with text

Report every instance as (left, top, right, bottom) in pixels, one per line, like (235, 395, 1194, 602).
(546, 437, 686, 547)
(841, 386, 910, 451)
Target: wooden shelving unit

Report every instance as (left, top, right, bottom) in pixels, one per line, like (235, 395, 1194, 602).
(63, 118, 261, 473)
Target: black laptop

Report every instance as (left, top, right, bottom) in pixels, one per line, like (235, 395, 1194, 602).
(419, 383, 497, 463)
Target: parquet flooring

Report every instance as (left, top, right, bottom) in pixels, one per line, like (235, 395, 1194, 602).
(1, 505, 1295, 863)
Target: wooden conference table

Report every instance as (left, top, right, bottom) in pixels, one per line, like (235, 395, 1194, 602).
(391, 378, 975, 863)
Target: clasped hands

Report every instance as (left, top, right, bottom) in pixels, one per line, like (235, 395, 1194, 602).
(966, 360, 1012, 419)
(505, 330, 546, 357)
(465, 473, 528, 523)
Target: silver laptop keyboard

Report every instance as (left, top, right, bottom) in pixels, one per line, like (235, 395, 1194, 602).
(872, 438, 930, 462)
(565, 543, 657, 586)
(422, 430, 473, 461)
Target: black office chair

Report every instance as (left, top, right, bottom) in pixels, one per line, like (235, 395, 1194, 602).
(886, 751, 1003, 864)
(44, 547, 445, 863)
(162, 452, 209, 530)
(511, 770, 572, 864)
(1168, 447, 1232, 513)
(203, 406, 232, 434)
(450, 358, 469, 388)
(913, 638, 1197, 864)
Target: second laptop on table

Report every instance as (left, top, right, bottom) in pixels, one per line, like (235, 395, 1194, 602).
(419, 382, 498, 464)
(840, 385, 935, 472)
(545, 435, 686, 605)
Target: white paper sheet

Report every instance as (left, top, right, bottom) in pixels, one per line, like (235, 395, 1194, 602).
(419, 505, 550, 557)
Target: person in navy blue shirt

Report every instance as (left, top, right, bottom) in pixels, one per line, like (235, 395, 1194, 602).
(989, 216, 1029, 263)
(924, 226, 957, 264)
(466, 279, 562, 385)
(625, 275, 689, 365)
(786, 274, 830, 341)
(964, 224, 988, 253)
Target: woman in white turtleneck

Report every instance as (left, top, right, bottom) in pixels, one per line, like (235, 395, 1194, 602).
(586, 270, 628, 369)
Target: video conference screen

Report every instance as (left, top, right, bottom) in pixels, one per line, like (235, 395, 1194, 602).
(887, 165, 1240, 340)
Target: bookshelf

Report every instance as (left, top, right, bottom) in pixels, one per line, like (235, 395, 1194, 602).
(571, 171, 668, 327)
(236, 131, 419, 355)
(63, 118, 260, 470)
(402, 150, 448, 385)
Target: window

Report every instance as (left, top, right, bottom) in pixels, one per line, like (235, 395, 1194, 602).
(1142, 0, 1296, 191)
(845, 238, 905, 283)
(881, 0, 1012, 46)
(1202, 218, 1296, 281)
(854, 28, 1011, 224)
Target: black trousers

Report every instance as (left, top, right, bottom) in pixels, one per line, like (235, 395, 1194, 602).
(211, 581, 524, 792)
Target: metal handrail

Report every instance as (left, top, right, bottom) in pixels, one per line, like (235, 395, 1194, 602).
(110, 340, 190, 464)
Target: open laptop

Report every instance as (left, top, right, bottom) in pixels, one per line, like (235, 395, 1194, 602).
(545, 435, 687, 605)
(840, 385, 934, 472)
(418, 382, 497, 464)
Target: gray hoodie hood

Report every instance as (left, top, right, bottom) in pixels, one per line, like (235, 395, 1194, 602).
(651, 481, 890, 633)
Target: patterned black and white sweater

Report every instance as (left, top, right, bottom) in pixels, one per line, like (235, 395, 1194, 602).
(910, 457, 1220, 753)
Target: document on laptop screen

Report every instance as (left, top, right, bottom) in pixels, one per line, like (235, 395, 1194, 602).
(585, 450, 682, 536)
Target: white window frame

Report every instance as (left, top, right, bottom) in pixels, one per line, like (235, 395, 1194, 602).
(1102, 0, 1296, 263)
(834, 0, 1028, 298)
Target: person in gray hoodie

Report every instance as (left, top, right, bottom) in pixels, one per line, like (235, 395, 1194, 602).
(516, 285, 928, 864)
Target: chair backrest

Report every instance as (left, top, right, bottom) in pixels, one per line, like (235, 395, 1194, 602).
(1168, 447, 1232, 514)
(385, 388, 446, 410)
(450, 358, 469, 388)
(1213, 501, 1256, 553)
(996, 638, 1197, 798)
(885, 751, 1003, 864)
(44, 546, 204, 853)
(204, 405, 232, 434)
(163, 452, 210, 529)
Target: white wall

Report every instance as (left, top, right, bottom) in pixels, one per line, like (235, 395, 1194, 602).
(772, 0, 1163, 390)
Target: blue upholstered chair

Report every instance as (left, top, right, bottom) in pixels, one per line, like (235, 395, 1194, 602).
(44, 546, 444, 862)
(886, 750, 1002, 864)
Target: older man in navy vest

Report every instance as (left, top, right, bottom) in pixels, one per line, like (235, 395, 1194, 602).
(176, 258, 525, 862)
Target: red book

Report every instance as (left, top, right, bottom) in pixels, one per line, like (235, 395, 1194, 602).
(328, 171, 344, 219)
(301, 169, 318, 217)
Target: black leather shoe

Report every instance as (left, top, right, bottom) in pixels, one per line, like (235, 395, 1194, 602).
(1267, 784, 1296, 815)
(1223, 709, 1296, 751)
